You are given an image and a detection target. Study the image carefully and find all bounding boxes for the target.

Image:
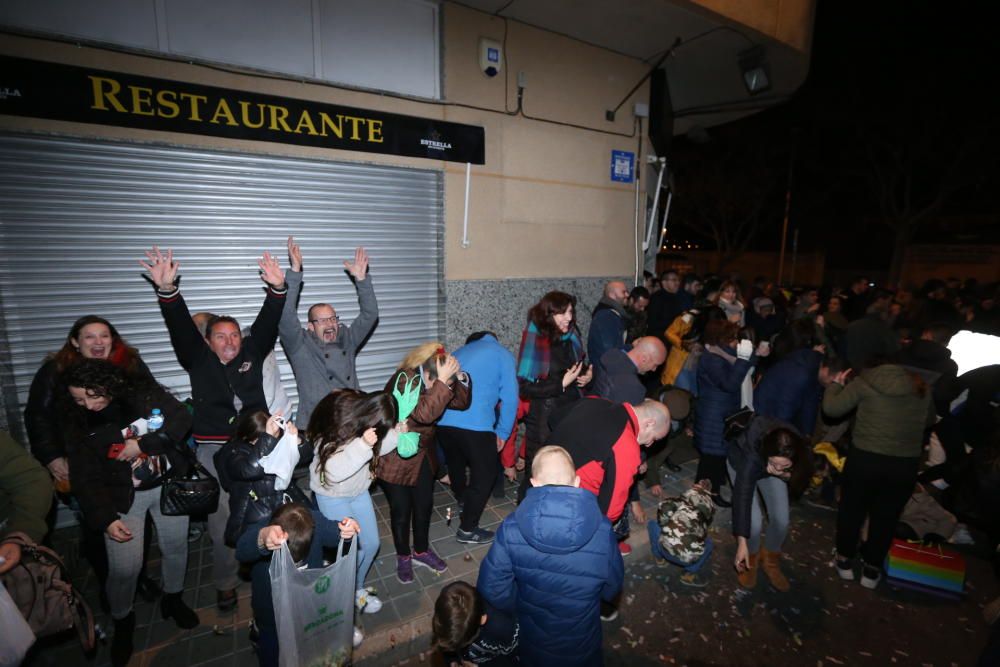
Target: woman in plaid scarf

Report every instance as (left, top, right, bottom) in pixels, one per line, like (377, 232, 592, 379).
(515, 291, 590, 503)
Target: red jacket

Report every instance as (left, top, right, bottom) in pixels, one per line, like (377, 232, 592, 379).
(549, 398, 641, 522)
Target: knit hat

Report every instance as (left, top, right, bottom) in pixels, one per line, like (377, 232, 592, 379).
(659, 388, 691, 421)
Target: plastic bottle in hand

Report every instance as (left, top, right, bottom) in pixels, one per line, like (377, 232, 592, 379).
(148, 408, 164, 432)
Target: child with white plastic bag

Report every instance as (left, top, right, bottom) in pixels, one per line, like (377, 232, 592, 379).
(235, 502, 360, 667)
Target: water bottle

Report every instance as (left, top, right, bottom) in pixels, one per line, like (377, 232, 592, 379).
(148, 408, 164, 432)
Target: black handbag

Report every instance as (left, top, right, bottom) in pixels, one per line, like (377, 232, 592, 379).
(723, 407, 755, 442)
(160, 454, 220, 516)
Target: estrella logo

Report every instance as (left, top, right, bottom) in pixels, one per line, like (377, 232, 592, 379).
(314, 576, 331, 594)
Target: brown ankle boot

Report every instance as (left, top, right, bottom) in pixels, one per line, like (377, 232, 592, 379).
(760, 548, 790, 592)
(737, 553, 759, 589)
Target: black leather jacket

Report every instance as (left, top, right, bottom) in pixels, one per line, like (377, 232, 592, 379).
(215, 432, 313, 546)
(24, 357, 153, 465)
(67, 388, 192, 532)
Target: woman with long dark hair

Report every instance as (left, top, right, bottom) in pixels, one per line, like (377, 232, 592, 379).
(516, 291, 590, 501)
(311, 389, 398, 615)
(61, 359, 197, 666)
(824, 360, 935, 589)
(377, 343, 471, 584)
(729, 420, 811, 592)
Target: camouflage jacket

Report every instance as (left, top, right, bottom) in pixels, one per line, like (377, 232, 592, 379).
(656, 485, 715, 564)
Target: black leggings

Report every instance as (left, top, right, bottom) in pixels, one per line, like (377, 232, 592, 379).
(836, 448, 919, 568)
(380, 457, 435, 556)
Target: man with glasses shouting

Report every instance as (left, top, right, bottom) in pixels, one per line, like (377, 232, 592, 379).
(279, 237, 380, 428)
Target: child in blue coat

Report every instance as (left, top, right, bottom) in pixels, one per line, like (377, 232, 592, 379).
(478, 446, 623, 667)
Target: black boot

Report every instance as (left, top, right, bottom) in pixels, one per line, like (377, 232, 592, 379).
(135, 574, 162, 603)
(110, 612, 135, 667)
(160, 592, 199, 629)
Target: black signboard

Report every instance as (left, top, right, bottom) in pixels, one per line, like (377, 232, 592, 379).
(0, 55, 485, 164)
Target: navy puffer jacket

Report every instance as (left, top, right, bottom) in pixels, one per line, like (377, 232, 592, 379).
(478, 485, 623, 667)
(754, 348, 823, 437)
(694, 346, 754, 456)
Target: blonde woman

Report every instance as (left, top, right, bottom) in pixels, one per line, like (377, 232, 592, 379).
(378, 342, 471, 583)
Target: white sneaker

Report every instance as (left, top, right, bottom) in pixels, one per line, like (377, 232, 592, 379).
(860, 565, 882, 590)
(355, 588, 383, 614)
(353, 625, 364, 648)
(949, 524, 975, 545)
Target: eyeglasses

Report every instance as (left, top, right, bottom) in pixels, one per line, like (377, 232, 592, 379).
(310, 316, 340, 325)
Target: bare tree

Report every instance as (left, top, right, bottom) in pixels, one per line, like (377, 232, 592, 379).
(670, 134, 783, 272)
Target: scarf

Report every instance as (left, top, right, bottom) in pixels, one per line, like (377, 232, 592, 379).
(705, 344, 738, 365)
(517, 320, 583, 382)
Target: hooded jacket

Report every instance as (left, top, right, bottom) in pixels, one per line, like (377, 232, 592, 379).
(822, 364, 934, 458)
(478, 485, 623, 667)
(897, 339, 959, 415)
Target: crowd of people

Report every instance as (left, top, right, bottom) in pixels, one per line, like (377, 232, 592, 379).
(2, 245, 999, 666)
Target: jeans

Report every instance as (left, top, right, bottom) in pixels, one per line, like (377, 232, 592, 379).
(836, 447, 919, 568)
(726, 461, 790, 553)
(197, 443, 240, 591)
(379, 457, 434, 555)
(104, 487, 188, 620)
(647, 521, 714, 573)
(315, 491, 379, 589)
(437, 427, 498, 532)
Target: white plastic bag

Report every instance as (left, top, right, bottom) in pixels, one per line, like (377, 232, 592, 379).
(269, 538, 356, 667)
(0, 579, 36, 667)
(259, 430, 301, 491)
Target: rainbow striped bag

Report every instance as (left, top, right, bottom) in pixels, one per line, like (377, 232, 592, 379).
(885, 539, 965, 599)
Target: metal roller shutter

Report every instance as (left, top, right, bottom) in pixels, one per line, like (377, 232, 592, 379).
(0, 133, 444, 441)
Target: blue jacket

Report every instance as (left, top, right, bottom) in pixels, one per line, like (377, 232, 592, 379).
(694, 347, 754, 456)
(439, 334, 519, 440)
(587, 302, 627, 366)
(478, 485, 623, 667)
(754, 348, 823, 437)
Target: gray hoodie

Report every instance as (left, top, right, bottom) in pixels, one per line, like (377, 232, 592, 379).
(310, 430, 398, 499)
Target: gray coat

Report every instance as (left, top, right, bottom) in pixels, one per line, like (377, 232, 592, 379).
(279, 269, 379, 428)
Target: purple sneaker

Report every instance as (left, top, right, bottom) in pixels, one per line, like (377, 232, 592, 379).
(396, 555, 414, 584)
(412, 549, 448, 573)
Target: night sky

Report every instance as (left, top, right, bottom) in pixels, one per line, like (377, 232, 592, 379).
(668, 0, 1000, 274)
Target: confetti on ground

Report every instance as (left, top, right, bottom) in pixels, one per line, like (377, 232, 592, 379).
(700, 633, 709, 643)
(622, 627, 633, 637)
(825, 657, 844, 664)
(895, 650, 910, 657)
(859, 651, 872, 657)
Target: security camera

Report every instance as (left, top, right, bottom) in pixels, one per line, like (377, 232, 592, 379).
(480, 38, 502, 78)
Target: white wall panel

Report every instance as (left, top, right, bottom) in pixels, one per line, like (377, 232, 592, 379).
(0, 0, 441, 99)
(318, 0, 439, 98)
(163, 0, 315, 79)
(0, 0, 160, 50)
